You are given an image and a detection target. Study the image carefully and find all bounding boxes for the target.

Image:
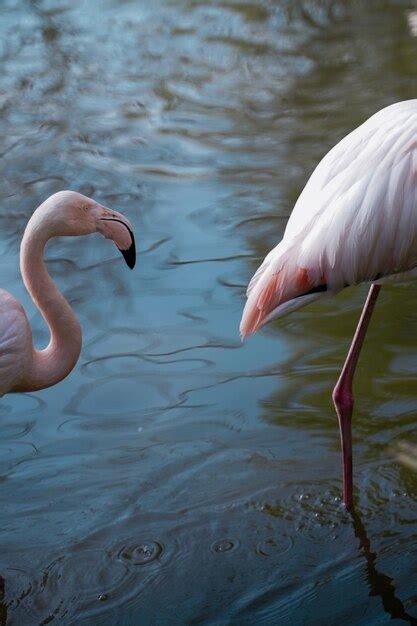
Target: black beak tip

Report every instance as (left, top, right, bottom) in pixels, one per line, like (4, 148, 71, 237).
(119, 237, 136, 269)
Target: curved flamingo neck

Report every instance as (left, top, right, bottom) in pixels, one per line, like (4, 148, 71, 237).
(20, 216, 82, 391)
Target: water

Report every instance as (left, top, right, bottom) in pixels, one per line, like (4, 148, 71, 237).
(0, 0, 417, 624)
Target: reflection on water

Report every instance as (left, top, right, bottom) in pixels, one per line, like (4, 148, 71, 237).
(351, 512, 417, 625)
(0, 0, 416, 623)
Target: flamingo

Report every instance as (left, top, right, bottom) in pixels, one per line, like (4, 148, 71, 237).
(240, 99, 417, 510)
(0, 191, 135, 396)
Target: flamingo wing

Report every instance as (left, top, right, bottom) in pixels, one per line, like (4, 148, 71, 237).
(241, 100, 417, 339)
(0, 289, 33, 395)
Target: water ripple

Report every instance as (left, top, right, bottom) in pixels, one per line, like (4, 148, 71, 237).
(1, 0, 417, 624)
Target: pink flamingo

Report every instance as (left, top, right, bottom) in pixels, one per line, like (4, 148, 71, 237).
(240, 99, 417, 510)
(0, 191, 135, 396)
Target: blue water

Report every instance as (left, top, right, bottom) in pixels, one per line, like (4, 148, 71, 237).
(1, 1, 417, 624)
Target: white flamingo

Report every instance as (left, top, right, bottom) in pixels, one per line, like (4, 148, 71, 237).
(240, 99, 417, 509)
(0, 191, 135, 396)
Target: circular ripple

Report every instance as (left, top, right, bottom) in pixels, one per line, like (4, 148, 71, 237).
(256, 535, 293, 557)
(211, 538, 240, 554)
(118, 541, 163, 565)
(4, 545, 164, 624)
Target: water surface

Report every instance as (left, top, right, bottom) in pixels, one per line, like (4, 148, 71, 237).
(1, 0, 417, 624)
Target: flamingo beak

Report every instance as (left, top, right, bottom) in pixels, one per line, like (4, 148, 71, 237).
(118, 230, 136, 269)
(98, 216, 136, 269)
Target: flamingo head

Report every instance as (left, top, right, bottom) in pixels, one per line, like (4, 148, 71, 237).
(36, 190, 136, 269)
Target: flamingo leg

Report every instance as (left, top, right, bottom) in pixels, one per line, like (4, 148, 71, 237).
(332, 284, 381, 510)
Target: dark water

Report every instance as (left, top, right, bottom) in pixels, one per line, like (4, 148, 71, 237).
(1, 1, 417, 624)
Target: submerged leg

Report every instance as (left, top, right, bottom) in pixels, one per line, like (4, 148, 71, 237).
(332, 284, 381, 510)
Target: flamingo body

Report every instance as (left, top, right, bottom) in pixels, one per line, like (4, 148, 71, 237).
(241, 99, 417, 338)
(240, 100, 417, 509)
(0, 290, 32, 396)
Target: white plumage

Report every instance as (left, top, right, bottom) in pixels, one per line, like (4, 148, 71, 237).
(241, 100, 417, 338)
